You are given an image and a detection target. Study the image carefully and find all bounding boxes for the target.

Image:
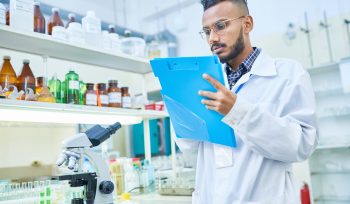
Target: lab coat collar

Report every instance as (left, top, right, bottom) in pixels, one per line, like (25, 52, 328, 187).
(249, 50, 277, 77)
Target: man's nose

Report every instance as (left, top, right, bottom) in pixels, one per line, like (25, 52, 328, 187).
(208, 29, 220, 44)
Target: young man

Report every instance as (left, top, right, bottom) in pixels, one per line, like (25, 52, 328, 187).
(175, 0, 318, 203)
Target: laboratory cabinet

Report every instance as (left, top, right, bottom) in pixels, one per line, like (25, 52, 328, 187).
(307, 60, 350, 204)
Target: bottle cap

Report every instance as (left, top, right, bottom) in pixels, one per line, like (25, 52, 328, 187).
(68, 13, 76, 19)
(23, 59, 30, 64)
(33, 1, 40, 6)
(52, 8, 59, 13)
(108, 24, 115, 29)
(3, 56, 11, 60)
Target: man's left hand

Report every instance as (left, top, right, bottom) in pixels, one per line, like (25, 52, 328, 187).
(199, 73, 237, 115)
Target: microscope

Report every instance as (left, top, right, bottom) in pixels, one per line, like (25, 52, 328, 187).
(55, 122, 122, 204)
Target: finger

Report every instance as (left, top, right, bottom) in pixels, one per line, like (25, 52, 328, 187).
(201, 99, 219, 107)
(203, 73, 225, 90)
(206, 105, 218, 111)
(199, 90, 217, 99)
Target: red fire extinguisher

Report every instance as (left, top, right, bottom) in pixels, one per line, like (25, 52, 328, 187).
(300, 182, 311, 204)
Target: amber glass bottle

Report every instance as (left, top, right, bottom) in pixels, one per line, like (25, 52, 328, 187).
(97, 83, 109, 107)
(5, 6, 9, 26)
(17, 59, 36, 93)
(108, 80, 121, 108)
(36, 76, 46, 94)
(85, 83, 97, 106)
(33, 2, 45, 34)
(0, 56, 17, 91)
(48, 8, 64, 35)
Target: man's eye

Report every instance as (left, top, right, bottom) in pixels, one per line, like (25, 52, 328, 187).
(203, 29, 211, 35)
(215, 22, 226, 31)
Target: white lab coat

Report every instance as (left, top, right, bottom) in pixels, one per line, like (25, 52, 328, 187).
(175, 50, 318, 204)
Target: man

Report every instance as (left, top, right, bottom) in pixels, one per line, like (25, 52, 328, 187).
(175, 0, 318, 203)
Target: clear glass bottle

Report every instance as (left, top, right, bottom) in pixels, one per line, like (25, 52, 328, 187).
(0, 56, 17, 92)
(108, 80, 121, 108)
(48, 8, 64, 35)
(65, 13, 76, 28)
(121, 87, 131, 108)
(17, 59, 36, 94)
(48, 74, 61, 103)
(85, 83, 97, 106)
(65, 70, 79, 104)
(97, 83, 108, 107)
(33, 2, 45, 34)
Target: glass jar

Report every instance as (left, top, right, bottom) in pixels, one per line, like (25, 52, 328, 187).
(97, 83, 108, 107)
(0, 56, 17, 92)
(33, 2, 45, 34)
(121, 87, 131, 108)
(108, 80, 121, 108)
(85, 83, 97, 106)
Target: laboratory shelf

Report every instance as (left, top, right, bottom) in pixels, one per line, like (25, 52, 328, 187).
(0, 25, 151, 74)
(311, 170, 350, 175)
(0, 99, 168, 125)
(314, 88, 344, 97)
(317, 112, 350, 120)
(315, 195, 350, 202)
(306, 63, 339, 75)
(316, 144, 350, 150)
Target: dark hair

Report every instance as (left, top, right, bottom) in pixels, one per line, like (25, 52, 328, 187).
(201, 0, 249, 14)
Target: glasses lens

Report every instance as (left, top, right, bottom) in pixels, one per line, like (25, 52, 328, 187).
(214, 21, 226, 34)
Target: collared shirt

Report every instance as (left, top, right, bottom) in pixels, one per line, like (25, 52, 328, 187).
(225, 47, 261, 89)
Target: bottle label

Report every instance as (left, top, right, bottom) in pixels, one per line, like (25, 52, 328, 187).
(86, 93, 97, 105)
(122, 97, 131, 108)
(0, 7, 5, 25)
(68, 80, 79, 90)
(100, 95, 109, 105)
(108, 92, 121, 103)
(86, 23, 100, 33)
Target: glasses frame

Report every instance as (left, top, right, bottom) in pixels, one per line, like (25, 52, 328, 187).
(199, 16, 246, 39)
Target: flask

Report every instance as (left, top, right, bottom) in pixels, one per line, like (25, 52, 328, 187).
(48, 8, 64, 35)
(97, 83, 108, 107)
(121, 87, 131, 108)
(65, 70, 79, 104)
(65, 13, 76, 28)
(108, 80, 121, 108)
(85, 83, 97, 106)
(17, 59, 36, 94)
(0, 56, 17, 92)
(33, 2, 45, 34)
(48, 74, 61, 103)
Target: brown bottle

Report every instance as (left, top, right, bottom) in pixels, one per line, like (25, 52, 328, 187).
(108, 80, 121, 108)
(33, 2, 46, 34)
(48, 8, 64, 35)
(17, 59, 36, 94)
(36, 76, 46, 94)
(97, 83, 109, 107)
(121, 87, 131, 108)
(85, 83, 97, 106)
(5, 5, 9, 26)
(0, 56, 17, 91)
(65, 13, 76, 28)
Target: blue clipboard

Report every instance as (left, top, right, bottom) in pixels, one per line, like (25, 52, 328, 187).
(150, 55, 236, 148)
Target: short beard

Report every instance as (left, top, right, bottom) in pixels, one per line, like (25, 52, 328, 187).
(218, 27, 245, 64)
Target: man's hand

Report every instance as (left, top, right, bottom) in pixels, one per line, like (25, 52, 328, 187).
(199, 73, 237, 115)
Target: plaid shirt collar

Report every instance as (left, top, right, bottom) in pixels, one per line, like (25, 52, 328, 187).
(225, 47, 261, 89)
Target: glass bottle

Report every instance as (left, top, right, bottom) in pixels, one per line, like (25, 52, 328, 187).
(17, 59, 36, 94)
(33, 2, 45, 34)
(108, 80, 121, 108)
(48, 8, 64, 35)
(61, 80, 66, 103)
(79, 80, 86, 105)
(37, 86, 56, 103)
(48, 74, 61, 103)
(36, 77, 46, 94)
(65, 13, 76, 28)
(108, 24, 115, 33)
(85, 83, 97, 106)
(5, 4, 9, 26)
(121, 87, 131, 108)
(65, 70, 79, 104)
(97, 83, 108, 107)
(0, 56, 17, 92)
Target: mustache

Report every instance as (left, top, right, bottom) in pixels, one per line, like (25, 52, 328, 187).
(211, 43, 226, 51)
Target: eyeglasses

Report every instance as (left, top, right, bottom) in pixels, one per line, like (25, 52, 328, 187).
(199, 16, 246, 39)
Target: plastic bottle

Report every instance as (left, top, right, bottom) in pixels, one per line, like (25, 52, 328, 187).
(48, 74, 61, 103)
(65, 70, 79, 104)
(33, 2, 45, 34)
(82, 11, 102, 48)
(0, 3, 5, 25)
(17, 59, 36, 94)
(48, 8, 64, 35)
(0, 56, 17, 92)
(65, 13, 76, 28)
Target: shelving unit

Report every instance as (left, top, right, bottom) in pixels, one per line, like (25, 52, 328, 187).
(307, 60, 350, 203)
(0, 24, 168, 163)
